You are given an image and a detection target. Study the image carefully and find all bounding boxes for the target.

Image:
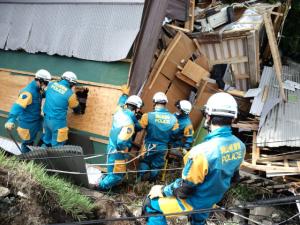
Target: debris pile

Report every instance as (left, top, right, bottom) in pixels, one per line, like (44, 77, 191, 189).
(139, 0, 299, 198)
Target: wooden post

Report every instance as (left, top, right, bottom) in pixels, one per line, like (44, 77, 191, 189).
(263, 13, 286, 101)
(252, 131, 260, 165)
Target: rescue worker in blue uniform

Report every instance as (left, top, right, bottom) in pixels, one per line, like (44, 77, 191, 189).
(43, 71, 81, 147)
(144, 92, 246, 225)
(172, 100, 194, 153)
(97, 91, 143, 190)
(136, 92, 179, 181)
(5, 69, 52, 153)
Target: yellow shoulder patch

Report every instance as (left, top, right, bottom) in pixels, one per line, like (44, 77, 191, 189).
(118, 124, 134, 141)
(68, 93, 79, 109)
(139, 113, 148, 128)
(16, 91, 32, 108)
(183, 153, 208, 185)
(184, 124, 194, 137)
(172, 120, 179, 131)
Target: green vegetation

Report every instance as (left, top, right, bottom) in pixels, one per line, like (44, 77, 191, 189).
(280, 0, 300, 62)
(226, 184, 271, 203)
(0, 150, 94, 220)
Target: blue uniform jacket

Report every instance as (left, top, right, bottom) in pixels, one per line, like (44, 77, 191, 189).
(136, 108, 179, 151)
(172, 113, 194, 149)
(163, 126, 246, 210)
(107, 107, 135, 153)
(8, 80, 42, 123)
(43, 80, 79, 120)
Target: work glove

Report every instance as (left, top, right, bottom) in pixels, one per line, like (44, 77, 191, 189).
(181, 148, 188, 156)
(75, 87, 89, 114)
(135, 111, 143, 120)
(4, 122, 15, 131)
(148, 185, 165, 199)
(120, 84, 130, 95)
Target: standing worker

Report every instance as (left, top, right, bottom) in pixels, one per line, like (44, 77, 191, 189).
(136, 92, 179, 182)
(97, 92, 143, 190)
(144, 93, 246, 225)
(43, 71, 86, 147)
(5, 69, 51, 153)
(172, 100, 194, 154)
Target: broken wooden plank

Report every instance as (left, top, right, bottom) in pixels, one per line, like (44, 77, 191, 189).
(0, 68, 121, 90)
(232, 122, 258, 131)
(176, 72, 197, 88)
(209, 56, 248, 65)
(263, 13, 286, 101)
(242, 161, 300, 173)
(252, 131, 260, 165)
(184, 0, 195, 32)
(257, 154, 300, 163)
(181, 60, 210, 83)
(149, 31, 196, 89)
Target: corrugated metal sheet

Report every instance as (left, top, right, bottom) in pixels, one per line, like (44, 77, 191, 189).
(250, 66, 275, 116)
(256, 65, 300, 147)
(0, 2, 144, 61)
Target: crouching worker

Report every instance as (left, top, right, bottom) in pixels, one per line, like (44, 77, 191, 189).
(43, 71, 87, 147)
(143, 93, 246, 225)
(5, 69, 51, 153)
(97, 95, 143, 190)
(136, 92, 179, 182)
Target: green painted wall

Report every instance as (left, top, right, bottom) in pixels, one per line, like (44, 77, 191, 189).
(0, 50, 130, 163)
(0, 50, 129, 85)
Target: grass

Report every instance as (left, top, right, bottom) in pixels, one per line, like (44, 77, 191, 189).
(226, 183, 271, 204)
(0, 150, 94, 221)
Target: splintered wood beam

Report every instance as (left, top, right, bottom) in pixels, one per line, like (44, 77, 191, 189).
(252, 131, 260, 165)
(263, 13, 286, 101)
(0, 68, 121, 89)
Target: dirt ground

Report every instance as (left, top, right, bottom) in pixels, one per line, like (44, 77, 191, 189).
(0, 166, 75, 225)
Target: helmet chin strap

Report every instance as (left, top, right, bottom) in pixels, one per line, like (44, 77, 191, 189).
(204, 117, 212, 133)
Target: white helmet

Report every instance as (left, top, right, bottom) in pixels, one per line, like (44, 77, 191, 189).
(177, 100, 192, 114)
(153, 92, 168, 104)
(126, 95, 143, 109)
(35, 69, 51, 82)
(205, 92, 238, 118)
(61, 71, 78, 84)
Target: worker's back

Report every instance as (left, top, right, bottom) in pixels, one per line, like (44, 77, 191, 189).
(185, 126, 245, 210)
(17, 80, 42, 123)
(144, 108, 177, 148)
(43, 80, 73, 120)
(172, 113, 194, 148)
(108, 107, 134, 152)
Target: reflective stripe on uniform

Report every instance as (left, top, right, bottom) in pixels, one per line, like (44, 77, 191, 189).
(17, 127, 31, 141)
(182, 152, 208, 185)
(158, 197, 193, 216)
(57, 127, 69, 142)
(113, 159, 126, 173)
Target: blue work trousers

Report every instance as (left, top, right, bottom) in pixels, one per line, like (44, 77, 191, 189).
(145, 197, 207, 225)
(98, 149, 128, 190)
(139, 144, 167, 181)
(43, 117, 68, 147)
(17, 119, 42, 153)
